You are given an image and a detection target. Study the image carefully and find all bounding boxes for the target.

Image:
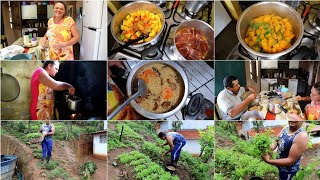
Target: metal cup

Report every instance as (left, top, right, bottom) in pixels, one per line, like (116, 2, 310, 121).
(185, 1, 208, 16)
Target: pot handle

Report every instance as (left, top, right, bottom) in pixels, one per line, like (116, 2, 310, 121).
(141, 45, 163, 60)
(278, 105, 288, 114)
(109, 66, 129, 79)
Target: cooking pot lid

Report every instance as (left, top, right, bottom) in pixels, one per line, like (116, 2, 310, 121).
(1, 71, 20, 102)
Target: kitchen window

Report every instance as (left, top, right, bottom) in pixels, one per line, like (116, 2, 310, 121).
(100, 135, 107, 143)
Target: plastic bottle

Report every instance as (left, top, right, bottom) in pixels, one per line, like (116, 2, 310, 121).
(23, 32, 29, 45)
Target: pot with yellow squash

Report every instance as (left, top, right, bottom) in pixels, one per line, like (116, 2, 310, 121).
(111, 1, 165, 51)
(236, 2, 303, 60)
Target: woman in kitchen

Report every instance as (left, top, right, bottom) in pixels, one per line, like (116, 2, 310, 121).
(30, 60, 75, 120)
(39, 1, 79, 60)
(290, 81, 320, 120)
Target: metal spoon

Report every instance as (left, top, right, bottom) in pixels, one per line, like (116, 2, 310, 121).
(107, 79, 147, 120)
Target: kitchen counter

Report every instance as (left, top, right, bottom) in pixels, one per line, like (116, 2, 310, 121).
(256, 91, 303, 120)
(12, 37, 49, 60)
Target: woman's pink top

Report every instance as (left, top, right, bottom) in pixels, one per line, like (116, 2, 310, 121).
(30, 68, 54, 120)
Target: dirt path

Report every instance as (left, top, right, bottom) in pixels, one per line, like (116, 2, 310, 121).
(107, 147, 194, 180)
(79, 155, 107, 180)
(1, 135, 82, 179)
(107, 147, 135, 180)
(216, 134, 235, 148)
(52, 140, 80, 177)
(300, 146, 320, 166)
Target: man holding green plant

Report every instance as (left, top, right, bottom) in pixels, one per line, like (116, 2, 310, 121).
(39, 120, 55, 164)
(262, 121, 308, 180)
(158, 132, 186, 167)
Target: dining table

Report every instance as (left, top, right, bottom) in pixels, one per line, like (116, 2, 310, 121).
(11, 37, 50, 60)
(249, 91, 304, 120)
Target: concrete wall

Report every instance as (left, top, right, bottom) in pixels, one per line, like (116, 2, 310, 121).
(183, 140, 201, 155)
(1, 61, 42, 120)
(93, 133, 107, 157)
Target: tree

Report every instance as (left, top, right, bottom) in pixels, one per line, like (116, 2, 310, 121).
(198, 125, 214, 163)
(171, 121, 183, 132)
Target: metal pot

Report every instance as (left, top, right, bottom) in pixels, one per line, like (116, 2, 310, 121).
(173, 19, 214, 60)
(185, 1, 208, 16)
(236, 2, 304, 59)
(67, 96, 81, 111)
(110, 1, 165, 50)
(63, 93, 69, 102)
(126, 61, 189, 119)
(268, 97, 284, 114)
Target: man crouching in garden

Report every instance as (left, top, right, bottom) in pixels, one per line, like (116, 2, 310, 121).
(262, 120, 308, 180)
(39, 120, 55, 163)
(158, 131, 186, 167)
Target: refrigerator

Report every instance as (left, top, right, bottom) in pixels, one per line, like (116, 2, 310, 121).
(80, 0, 107, 60)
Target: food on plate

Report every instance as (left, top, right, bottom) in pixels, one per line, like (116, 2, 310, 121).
(175, 28, 209, 60)
(118, 10, 162, 43)
(287, 105, 301, 115)
(270, 98, 281, 104)
(136, 63, 184, 113)
(249, 105, 262, 111)
(244, 14, 295, 54)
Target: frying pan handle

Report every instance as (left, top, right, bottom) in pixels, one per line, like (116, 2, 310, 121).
(278, 105, 288, 114)
(141, 45, 163, 60)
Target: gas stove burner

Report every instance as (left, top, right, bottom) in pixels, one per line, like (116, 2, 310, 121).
(290, 46, 316, 60)
(182, 93, 214, 120)
(313, 15, 320, 31)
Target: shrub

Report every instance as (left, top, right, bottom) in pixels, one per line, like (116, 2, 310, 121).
(37, 160, 60, 170)
(215, 148, 277, 179)
(80, 161, 97, 180)
(251, 130, 273, 158)
(46, 167, 69, 179)
(26, 132, 42, 139)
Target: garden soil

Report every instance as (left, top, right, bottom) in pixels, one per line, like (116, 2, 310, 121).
(79, 155, 107, 180)
(1, 134, 103, 179)
(107, 147, 193, 180)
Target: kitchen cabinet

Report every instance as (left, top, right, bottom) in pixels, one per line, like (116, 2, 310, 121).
(289, 61, 299, 69)
(21, 5, 37, 19)
(261, 78, 277, 91)
(47, 5, 54, 19)
(288, 79, 298, 95)
(261, 60, 278, 69)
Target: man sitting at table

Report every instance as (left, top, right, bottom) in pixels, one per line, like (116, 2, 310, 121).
(217, 75, 257, 120)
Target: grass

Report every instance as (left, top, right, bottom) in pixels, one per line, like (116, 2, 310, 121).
(46, 167, 69, 180)
(37, 160, 60, 170)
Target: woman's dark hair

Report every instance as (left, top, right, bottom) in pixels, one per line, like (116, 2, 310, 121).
(54, 1, 67, 17)
(42, 61, 58, 69)
(158, 132, 166, 139)
(223, 76, 238, 88)
(313, 82, 320, 94)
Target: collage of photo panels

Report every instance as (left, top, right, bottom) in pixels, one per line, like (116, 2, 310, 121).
(0, 0, 319, 180)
